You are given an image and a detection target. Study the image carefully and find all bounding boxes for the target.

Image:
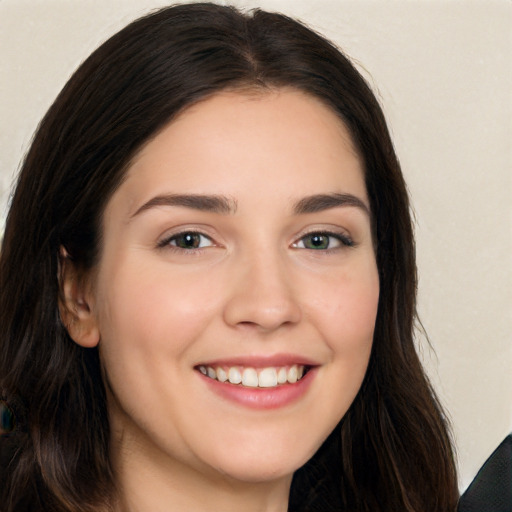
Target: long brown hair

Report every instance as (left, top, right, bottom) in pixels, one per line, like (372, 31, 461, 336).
(0, 3, 458, 511)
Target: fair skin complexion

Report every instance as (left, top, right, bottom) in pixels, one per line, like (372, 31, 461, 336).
(61, 89, 379, 512)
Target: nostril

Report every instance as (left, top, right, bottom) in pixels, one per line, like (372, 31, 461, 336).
(224, 298, 302, 330)
(234, 318, 298, 332)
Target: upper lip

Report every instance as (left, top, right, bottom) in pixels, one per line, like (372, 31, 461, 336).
(196, 353, 320, 368)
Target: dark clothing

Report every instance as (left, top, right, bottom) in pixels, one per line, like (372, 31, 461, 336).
(458, 434, 512, 512)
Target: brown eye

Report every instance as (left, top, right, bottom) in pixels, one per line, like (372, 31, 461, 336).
(168, 232, 213, 249)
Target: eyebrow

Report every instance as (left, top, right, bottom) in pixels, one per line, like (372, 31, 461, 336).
(131, 194, 238, 217)
(292, 193, 370, 216)
(131, 192, 369, 218)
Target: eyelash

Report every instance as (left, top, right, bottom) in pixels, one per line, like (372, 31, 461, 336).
(157, 229, 354, 253)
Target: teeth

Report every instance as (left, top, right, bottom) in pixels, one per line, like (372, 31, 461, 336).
(242, 368, 259, 387)
(216, 367, 227, 382)
(199, 364, 307, 388)
(228, 367, 242, 384)
(287, 365, 298, 384)
(258, 367, 278, 388)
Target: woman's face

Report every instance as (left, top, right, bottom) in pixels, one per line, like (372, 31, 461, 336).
(79, 89, 379, 485)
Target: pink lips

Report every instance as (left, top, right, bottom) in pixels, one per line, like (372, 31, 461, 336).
(198, 353, 319, 368)
(196, 354, 319, 410)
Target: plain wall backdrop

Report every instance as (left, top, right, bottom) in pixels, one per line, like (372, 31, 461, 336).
(1, 0, 511, 492)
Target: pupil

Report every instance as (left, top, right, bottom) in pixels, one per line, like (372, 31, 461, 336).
(179, 233, 199, 248)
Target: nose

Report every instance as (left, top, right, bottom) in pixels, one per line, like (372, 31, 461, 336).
(222, 250, 302, 332)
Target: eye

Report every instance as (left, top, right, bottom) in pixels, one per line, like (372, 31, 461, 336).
(293, 231, 353, 250)
(160, 231, 214, 250)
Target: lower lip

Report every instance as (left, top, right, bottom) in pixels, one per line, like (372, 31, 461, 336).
(198, 368, 317, 410)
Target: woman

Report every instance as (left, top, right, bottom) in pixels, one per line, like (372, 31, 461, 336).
(0, 3, 458, 511)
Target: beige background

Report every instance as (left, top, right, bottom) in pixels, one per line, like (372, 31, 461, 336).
(1, 0, 511, 491)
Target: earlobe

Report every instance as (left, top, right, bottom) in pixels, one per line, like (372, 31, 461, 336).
(58, 248, 100, 348)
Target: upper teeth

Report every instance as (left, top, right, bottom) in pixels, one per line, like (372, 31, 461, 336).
(198, 365, 305, 388)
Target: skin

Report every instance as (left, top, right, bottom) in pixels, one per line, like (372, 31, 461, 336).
(61, 89, 379, 512)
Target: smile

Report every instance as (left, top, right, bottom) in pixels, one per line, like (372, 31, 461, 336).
(197, 364, 307, 388)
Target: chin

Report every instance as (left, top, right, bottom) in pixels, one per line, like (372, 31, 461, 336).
(213, 457, 304, 484)
(202, 433, 320, 484)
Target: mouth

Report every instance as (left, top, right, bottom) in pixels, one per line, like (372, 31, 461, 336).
(196, 364, 311, 389)
(195, 357, 318, 409)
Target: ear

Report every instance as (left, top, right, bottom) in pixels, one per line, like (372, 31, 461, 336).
(58, 247, 100, 348)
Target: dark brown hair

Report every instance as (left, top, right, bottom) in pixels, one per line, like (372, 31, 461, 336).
(0, 3, 458, 511)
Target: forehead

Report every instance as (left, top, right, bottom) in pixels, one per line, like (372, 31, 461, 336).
(114, 88, 367, 215)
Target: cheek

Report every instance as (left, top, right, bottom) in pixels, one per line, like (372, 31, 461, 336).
(309, 263, 379, 353)
(95, 261, 220, 353)
(297, 263, 378, 445)
(92, 262, 227, 418)
(93, 262, 224, 437)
